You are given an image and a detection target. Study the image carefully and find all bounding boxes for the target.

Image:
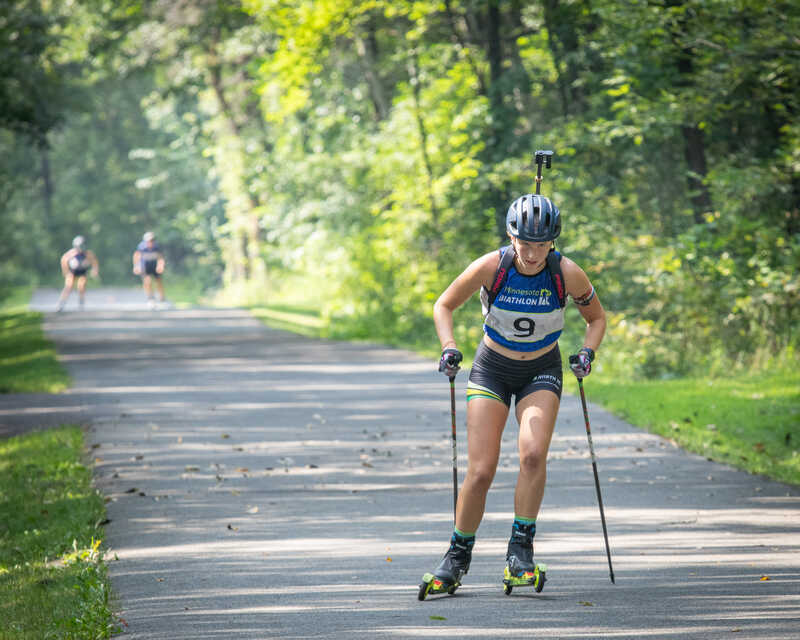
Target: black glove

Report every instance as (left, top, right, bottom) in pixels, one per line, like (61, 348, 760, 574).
(569, 347, 595, 379)
(438, 347, 463, 378)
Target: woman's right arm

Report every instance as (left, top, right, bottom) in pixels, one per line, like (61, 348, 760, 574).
(433, 251, 499, 350)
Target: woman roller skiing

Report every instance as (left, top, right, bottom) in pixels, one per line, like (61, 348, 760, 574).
(418, 170, 606, 598)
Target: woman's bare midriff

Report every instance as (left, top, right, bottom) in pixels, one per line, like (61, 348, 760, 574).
(483, 334, 558, 361)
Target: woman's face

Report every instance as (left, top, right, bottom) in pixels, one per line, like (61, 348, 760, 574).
(511, 236, 551, 272)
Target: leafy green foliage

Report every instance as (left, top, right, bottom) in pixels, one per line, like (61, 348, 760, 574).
(1, 0, 798, 377)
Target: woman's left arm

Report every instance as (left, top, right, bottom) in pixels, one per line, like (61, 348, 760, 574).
(561, 256, 606, 353)
(88, 250, 100, 277)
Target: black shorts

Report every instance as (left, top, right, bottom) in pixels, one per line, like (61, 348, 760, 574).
(467, 341, 563, 407)
(69, 268, 88, 277)
(143, 260, 160, 277)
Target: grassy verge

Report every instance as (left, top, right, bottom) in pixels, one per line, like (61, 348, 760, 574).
(586, 371, 800, 485)
(249, 304, 326, 338)
(0, 426, 118, 639)
(162, 274, 215, 307)
(249, 300, 800, 486)
(0, 310, 70, 394)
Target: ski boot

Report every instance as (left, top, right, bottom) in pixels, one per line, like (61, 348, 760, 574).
(502, 521, 546, 595)
(418, 533, 474, 600)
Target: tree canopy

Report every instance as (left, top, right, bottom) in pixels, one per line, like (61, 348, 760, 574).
(2, 0, 798, 376)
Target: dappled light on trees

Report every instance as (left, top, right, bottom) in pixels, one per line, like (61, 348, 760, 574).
(1, 0, 797, 377)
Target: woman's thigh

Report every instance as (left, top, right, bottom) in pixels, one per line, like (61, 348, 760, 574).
(515, 390, 560, 456)
(465, 397, 510, 473)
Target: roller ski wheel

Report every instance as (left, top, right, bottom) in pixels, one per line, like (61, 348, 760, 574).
(502, 563, 547, 595)
(417, 572, 460, 600)
(417, 533, 473, 600)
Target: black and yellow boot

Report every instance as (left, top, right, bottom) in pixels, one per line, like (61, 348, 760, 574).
(418, 532, 474, 600)
(502, 519, 546, 595)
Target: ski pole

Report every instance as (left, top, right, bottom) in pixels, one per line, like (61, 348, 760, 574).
(576, 377, 615, 584)
(448, 376, 458, 523)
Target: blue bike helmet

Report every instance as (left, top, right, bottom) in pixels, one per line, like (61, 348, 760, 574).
(506, 194, 561, 242)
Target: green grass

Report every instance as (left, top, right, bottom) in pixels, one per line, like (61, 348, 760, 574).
(0, 285, 35, 309)
(162, 274, 216, 307)
(0, 309, 70, 394)
(586, 371, 800, 485)
(0, 426, 119, 639)
(249, 304, 326, 338)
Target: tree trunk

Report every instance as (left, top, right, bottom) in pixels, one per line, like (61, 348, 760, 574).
(355, 20, 389, 121)
(669, 0, 713, 223)
(206, 43, 264, 283)
(40, 147, 53, 230)
(681, 124, 712, 222)
(408, 54, 439, 223)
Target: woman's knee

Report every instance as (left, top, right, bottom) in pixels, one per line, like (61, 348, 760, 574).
(465, 463, 497, 493)
(518, 444, 547, 476)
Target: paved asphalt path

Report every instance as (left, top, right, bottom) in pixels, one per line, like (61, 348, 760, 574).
(3, 287, 799, 639)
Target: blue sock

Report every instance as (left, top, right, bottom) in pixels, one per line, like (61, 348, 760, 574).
(512, 516, 536, 538)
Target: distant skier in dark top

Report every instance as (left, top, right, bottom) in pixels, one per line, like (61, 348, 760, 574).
(133, 231, 167, 308)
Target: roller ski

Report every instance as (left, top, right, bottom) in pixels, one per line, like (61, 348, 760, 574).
(417, 533, 473, 600)
(502, 520, 547, 595)
(503, 561, 547, 595)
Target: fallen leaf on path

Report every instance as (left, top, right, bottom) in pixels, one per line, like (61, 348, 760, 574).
(221, 434, 230, 439)
(124, 488, 138, 493)
(185, 466, 200, 472)
(760, 575, 770, 581)
(236, 467, 249, 473)
(429, 616, 446, 621)
(579, 601, 594, 607)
